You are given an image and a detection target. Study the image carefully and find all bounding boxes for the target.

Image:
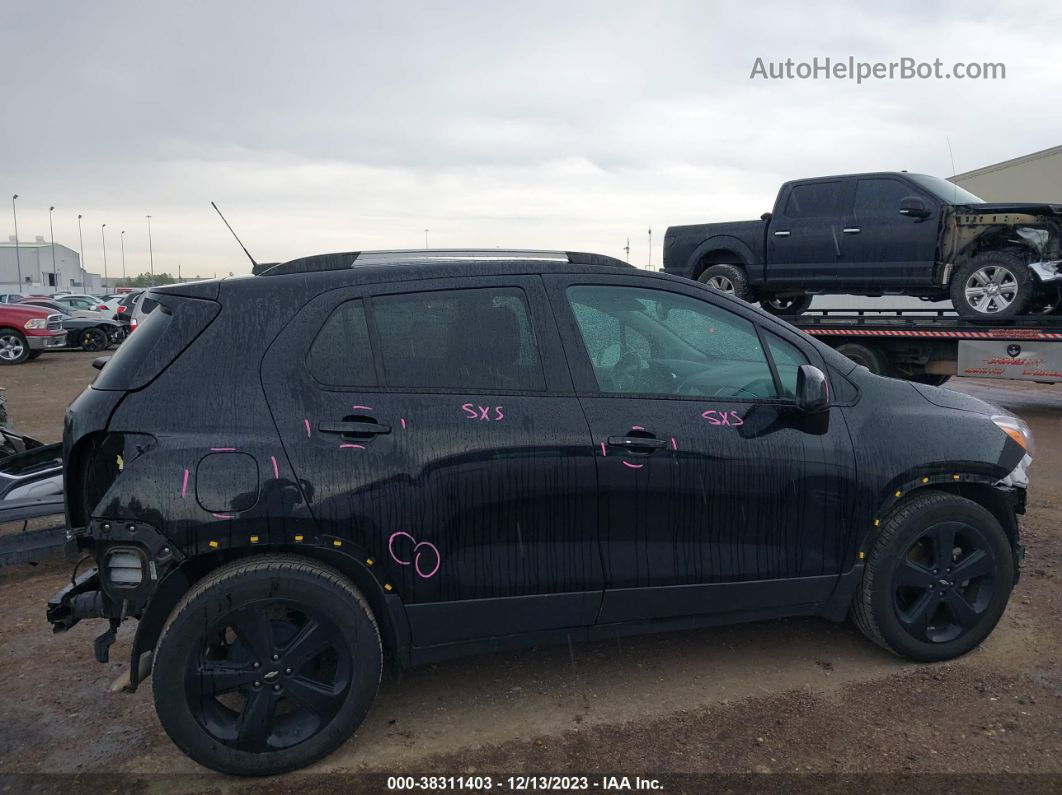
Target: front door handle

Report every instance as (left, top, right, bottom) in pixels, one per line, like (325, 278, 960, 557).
(842, 227, 861, 234)
(607, 436, 668, 451)
(774, 230, 791, 237)
(318, 420, 392, 436)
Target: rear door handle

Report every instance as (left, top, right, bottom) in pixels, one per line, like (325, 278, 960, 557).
(774, 230, 791, 237)
(607, 436, 668, 451)
(842, 227, 861, 234)
(318, 421, 392, 436)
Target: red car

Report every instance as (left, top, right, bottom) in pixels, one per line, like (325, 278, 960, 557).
(0, 303, 68, 364)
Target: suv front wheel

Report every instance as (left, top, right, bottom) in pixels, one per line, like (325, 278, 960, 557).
(153, 555, 382, 776)
(852, 491, 1014, 662)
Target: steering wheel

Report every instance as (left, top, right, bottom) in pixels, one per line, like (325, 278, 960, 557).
(611, 350, 650, 392)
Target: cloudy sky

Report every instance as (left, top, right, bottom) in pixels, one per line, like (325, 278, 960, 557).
(1, 0, 1060, 279)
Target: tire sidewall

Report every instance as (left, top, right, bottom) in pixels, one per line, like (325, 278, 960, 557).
(0, 328, 30, 365)
(153, 564, 381, 776)
(951, 255, 1034, 319)
(869, 499, 1014, 662)
(80, 327, 107, 351)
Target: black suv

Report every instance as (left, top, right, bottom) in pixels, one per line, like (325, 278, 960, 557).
(48, 250, 1033, 775)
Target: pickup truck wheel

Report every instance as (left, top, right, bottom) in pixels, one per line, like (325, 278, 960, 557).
(0, 328, 30, 365)
(26, 350, 43, 360)
(153, 555, 382, 776)
(698, 264, 752, 301)
(835, 342, 892, 377)
(851, 491, 1014, 662)
(760, 295, 813, 316)
(951, 253, 1035, 319)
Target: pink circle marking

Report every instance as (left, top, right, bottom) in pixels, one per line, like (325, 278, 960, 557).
(414, 541, 441, 579)
(388, 531, 416, 565)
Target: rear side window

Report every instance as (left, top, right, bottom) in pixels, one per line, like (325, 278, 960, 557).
(307, 300, 376, 386)
(853, 178, 918, 218)
(93, 295, 220, 391)
(783, 181, 843, 218)
(372, 287, 545, 391)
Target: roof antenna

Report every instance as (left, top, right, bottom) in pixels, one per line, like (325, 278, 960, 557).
(211, 201, 257, 268)
(946, 136, 958, 203)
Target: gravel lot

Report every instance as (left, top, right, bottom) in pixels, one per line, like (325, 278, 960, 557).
(0, 354, 1060, 791)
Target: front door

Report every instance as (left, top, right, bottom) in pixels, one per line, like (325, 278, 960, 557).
(838, 176, 939, 285)
(545, 275, 858, 623)
(261, 276, 602, 646)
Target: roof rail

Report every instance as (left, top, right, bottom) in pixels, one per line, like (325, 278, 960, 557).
(258, 249, 632, 276)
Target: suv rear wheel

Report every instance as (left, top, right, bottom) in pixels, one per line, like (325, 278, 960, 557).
(951, 252, 1035, 319)
(153, 555, 382, 776)
(852, 492, 1014, 662)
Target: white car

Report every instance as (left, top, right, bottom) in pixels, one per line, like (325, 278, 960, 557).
(52, 294, 122, 321)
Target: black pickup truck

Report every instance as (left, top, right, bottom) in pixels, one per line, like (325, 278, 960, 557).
(663, 171, 1062, 319)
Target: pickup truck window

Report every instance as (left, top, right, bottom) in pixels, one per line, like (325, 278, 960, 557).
(783, 181, 843, 219)
(853, 178, 918, 218)
(906, 173, 984, 204)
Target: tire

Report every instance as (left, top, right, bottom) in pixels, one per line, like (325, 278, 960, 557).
(851, 491, 1014, 662)
(152, 555, 382, 776)
(950, 253, 1035, 319)
(0, 328, 30, 365)
(835, 342, 892, 377)
(698, 264, 753, 301)
(760, 295, 813, 316)
(26, 350, 43, 360)
(78, 327, 109, 352)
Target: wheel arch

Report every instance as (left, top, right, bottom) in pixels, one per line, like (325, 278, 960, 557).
(688, 236, 756, 281)
(857, 477, 1021, 564)
(127, 544, 410, 691)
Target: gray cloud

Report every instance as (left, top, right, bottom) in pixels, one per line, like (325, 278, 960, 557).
(1, 0, 1059, 276)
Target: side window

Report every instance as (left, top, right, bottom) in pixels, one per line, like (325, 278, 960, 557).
(853, 178, 919, 219)
(764, 332, 808, 398)
(566, 285, 779, 399)
(783, 181, 842, 219)
(372, 287, 545, 391)
(307, 299, 377, 386)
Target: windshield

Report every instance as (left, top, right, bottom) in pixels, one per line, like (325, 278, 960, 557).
(906, 174, 984, 204)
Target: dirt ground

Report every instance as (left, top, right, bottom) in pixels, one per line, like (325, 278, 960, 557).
(1, 356, 1061, 792)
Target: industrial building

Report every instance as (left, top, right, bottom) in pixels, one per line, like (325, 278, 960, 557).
(950, 144, 1062, 203)
(0, 237, 103, 294)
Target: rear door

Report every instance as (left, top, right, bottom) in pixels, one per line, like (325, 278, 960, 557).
(838, 176, 939, 285)
(260, 276, 603, 647)
(545, 274, 858, 623)
(766, 180, 850, 285)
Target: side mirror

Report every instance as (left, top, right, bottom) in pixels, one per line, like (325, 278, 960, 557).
(92, 356, 110, 371)
(899, 196, 931, 219)
(796, 365, 830, 412)
(760, 212, 773, 222)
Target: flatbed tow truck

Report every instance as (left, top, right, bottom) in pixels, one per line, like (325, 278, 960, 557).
(782, 308, 1062, 386)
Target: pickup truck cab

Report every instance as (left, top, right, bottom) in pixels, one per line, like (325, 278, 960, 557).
(664, 172, 1062, 319)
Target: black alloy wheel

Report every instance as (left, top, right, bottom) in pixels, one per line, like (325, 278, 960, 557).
(890, 520, 996, 644)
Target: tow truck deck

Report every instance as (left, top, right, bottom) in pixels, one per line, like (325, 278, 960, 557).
(785, 309, 1062, 384)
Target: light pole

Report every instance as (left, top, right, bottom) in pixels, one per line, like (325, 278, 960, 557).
(49, 207, 57, 289)
(120, 230, 127, 282)
(101, 224, 108, 289)
(424, 228, 429, 248)
(77, 214, 86, 288)
(146, 215, 155, 286)
(11, 195, 21, 288)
